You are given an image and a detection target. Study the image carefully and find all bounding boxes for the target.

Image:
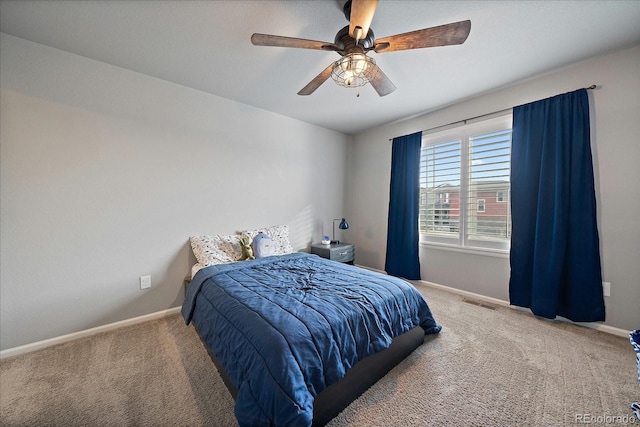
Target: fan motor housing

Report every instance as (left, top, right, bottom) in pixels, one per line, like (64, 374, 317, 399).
(334, 25, 375, 53)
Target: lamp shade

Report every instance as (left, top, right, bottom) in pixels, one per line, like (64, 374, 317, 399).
(332, 217, 349, 244)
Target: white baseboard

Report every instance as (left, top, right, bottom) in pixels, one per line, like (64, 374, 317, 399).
(419, 279, 512, 307)
(0, 307, 182, 360)
(418, 280, 631, 338)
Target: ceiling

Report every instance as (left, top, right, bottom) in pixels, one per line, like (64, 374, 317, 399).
(1, 1, 639, 135)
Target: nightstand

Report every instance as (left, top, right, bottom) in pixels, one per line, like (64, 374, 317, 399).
(311, 242, 355, 265)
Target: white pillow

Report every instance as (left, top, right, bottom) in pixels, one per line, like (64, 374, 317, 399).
(241, 224, 294, 256)
(190, 234, 243, 266)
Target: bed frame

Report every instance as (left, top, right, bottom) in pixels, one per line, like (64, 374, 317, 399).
(195, 324, 426, 426)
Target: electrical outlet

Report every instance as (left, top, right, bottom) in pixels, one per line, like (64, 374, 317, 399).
(602, 281, 611, 297)
(140, 275, 151, 290)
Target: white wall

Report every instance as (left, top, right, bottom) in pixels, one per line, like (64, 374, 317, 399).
(0, 34, 351, 351)
(347, 45, 640, 332)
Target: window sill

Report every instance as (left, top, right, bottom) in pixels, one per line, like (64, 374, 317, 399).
(419, 241, 510, 258)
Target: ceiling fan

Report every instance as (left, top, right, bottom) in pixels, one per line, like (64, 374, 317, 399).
(251, 0, 471, 97)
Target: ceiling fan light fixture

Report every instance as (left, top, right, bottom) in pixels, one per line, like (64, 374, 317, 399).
(252, 1, 470, 97)
(331, 53, 377, 88)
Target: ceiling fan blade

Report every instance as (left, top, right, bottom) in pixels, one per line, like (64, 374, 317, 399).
(349, 0, 379, 41)
(251, 33, 338, 51)
(374, 20, 471, 53)
(298, 64, 334, 96)
(369, 64, 396, 97)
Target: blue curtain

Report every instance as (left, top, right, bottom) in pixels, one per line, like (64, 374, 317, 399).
(385, 131, 422, 280)
(509, 89, 605, 322)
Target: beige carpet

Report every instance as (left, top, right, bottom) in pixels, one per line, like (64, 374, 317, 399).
(1, 283, 637, 426)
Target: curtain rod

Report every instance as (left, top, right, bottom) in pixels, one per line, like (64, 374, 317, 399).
(389, 85, 598, 141)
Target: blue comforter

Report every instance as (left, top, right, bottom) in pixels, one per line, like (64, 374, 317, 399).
(182, 252, 441, 426)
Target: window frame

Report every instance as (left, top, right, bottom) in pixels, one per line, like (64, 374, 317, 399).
(419, 113, 513, 253)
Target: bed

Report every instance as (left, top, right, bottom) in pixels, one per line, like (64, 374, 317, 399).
(182, 228, 441, 426)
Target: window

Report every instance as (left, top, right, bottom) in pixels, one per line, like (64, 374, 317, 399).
(419, 114, 512, 251)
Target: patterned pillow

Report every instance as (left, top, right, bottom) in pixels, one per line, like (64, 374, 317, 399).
(190, 234, 243, 266)
(241, 224, 294, 256)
